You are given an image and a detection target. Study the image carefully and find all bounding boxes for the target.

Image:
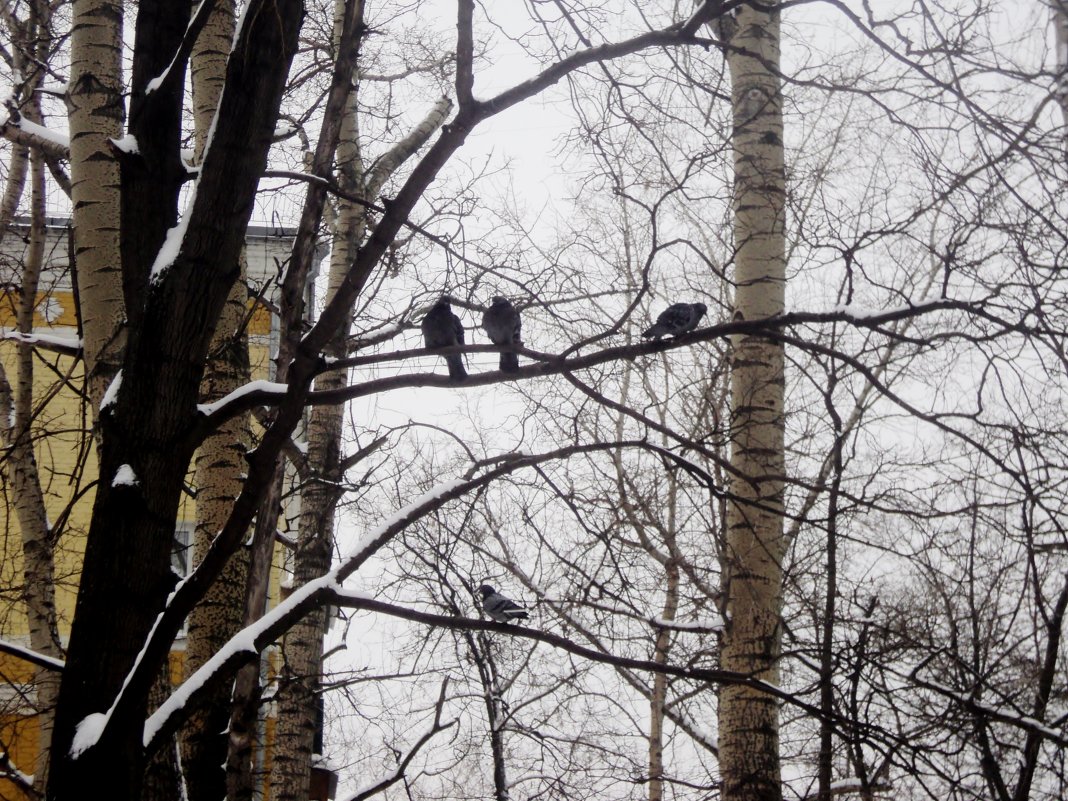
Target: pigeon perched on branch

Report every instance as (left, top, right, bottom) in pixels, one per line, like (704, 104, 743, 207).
(479, 584, 529, 624)
(421, 297, 467, 380)
(642, 302, 708, 340)
(481, 296, 522, 373)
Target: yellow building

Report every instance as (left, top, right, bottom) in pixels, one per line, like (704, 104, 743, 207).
(0, 217, 311, 798)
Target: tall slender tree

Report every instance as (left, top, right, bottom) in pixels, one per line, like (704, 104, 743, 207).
(716, 4, 787, 800)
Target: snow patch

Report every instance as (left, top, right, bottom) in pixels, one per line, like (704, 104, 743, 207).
(112, 464, 139, 487)
(274, 120, 299, 138)
(149, 207, 192, 285)
(100, 370, 122, 411)
(829, 299, 943, 320)
(830, 304, 889, 320)
(70, 712, 107, 758)
(110, 134, 140, 154)
(179, 147, 198, 174)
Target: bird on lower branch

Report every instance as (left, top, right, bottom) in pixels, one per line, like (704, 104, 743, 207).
(479, 584, 529, 624)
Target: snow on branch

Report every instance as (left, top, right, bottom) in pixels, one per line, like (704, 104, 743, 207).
(144, 0, 217, 95)
(0, 637, 65, 672)
(1, 100, 70, 160)
(0, 750, 34, 795)
(72, 573, 194, 758)
(142, 475, 469, 751)
(2, 331, 82, 356)
(196, 379, 290, 416)
(100, 370, 122, 412)
(908, 657, 1068, 746)
(142, 573, 338, 748)
(142, 442, 693, 753)
(148, 200, 194, 286)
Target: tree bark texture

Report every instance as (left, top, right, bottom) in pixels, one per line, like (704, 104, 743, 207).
(46, 0, 305, 795)
(649, 551, 679, 801)
(67, 0, 125, 415)
(717, 5, 787, 801)
(0, 133, 64, 795)
(180, 1, 254, 797)
(183, 277, 251, 800)
(267, 14, 360, 786)
(1055, 1, 1068, 128)
(0, 142, 29, 242)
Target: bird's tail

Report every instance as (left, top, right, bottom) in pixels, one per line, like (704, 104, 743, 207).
(446, 354, 467, 380)
(500, 351, 519, 373)
(642, 325, 664, 340)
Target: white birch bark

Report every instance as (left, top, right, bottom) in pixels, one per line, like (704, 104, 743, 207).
(0, 143, 29, 242)
(67, 0, 125, 415)
(1054, 1, 1068, 127)
(718, 5, 787, 801)
(0, 125, 64, 794)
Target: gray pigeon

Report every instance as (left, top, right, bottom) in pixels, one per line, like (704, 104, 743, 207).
(479, 584, 529, 623)
(421, 297, 467, 380)
(481, 296, 522, 373)
(642, 302, 708, 340)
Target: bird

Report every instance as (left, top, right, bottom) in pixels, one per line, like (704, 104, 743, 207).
(481, 296, 522, 373)
(642, 302, 708, 340)
(479, 584, 529, 624)
(421, 297, 467, 380)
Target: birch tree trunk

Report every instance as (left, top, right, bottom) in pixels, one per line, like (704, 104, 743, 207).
(0, 7, 64, 791)
(648, 549, 679, 801)
(267, 91, 357, 796)
(1055, 1, 1068, 128)
(269, 23, 453, 795)
(180, 2, 255, 798)
(0, 130, 64, 797)
(67, 0, 125, 414)
(0, 143, 29, 241)
(717, 5, 787, 801)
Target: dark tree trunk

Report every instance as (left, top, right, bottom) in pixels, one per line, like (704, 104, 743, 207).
(46, 0, 306, 797)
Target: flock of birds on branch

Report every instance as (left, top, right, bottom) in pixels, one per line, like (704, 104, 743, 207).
(423, 297, 708, 624)
(420, 296, 709, 381)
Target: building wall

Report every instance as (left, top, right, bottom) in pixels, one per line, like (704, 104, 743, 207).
(0, 221, 304, 796)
